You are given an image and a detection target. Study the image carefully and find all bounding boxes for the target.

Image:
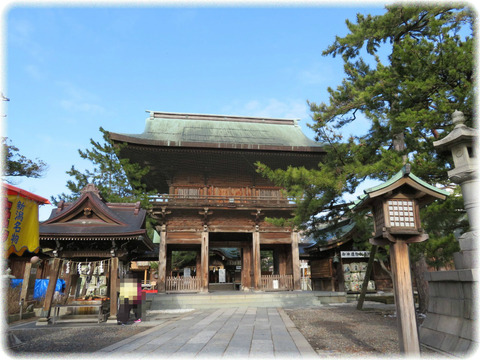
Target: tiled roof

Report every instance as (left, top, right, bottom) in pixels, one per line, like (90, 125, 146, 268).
(40, 185, 153, 250)
(109, 111, 323, 152)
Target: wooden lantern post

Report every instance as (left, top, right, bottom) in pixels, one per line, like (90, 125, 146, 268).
(351, 164, 449, 355)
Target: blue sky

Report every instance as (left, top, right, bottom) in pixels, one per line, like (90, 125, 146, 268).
(2, 2, 389, 220)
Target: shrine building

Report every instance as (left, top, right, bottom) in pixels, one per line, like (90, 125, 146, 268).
(108, 111, 325, 293)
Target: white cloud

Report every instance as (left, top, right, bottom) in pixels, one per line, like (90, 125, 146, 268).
(9, 18, 34, 47)
(25, 64, 44, 80)
(223, 98, 311, 121)
(59, 100, 105, 114)
(296, 60, 341, 89)
(56, 81, 105, 114)
(221, 97, 317, 139)
(9, 17, 45, 61)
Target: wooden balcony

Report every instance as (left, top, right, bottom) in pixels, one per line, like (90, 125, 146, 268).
(150, 186, 296, 209)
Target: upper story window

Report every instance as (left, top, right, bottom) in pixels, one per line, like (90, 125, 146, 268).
(177, 188, 200, 198)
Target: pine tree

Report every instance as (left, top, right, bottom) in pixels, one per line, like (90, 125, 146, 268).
(257, 5, 473, 258)
(2, 137, 48, 183)
(52, 127, 156, 208)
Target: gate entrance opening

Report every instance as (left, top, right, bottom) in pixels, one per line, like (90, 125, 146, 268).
(209, 232, 252, 291)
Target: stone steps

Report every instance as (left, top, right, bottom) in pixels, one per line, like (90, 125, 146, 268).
(146, 291, 346, 310)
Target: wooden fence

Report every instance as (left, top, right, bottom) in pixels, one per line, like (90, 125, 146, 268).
(166, 276, 201, 293)
(261, 275, 293, 291)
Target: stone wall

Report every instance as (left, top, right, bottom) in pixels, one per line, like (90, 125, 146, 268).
(420, 267, 478, 354)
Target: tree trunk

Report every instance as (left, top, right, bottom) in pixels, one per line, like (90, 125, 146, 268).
(412, 253, 429, 314)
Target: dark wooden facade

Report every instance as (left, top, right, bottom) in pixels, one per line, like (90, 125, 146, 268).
(109, 111, 325, 292)
(38, 184, 153, 320)
(301, 219, 392, 292)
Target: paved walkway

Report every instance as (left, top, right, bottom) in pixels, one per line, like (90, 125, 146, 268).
(96, 307, 318, 358)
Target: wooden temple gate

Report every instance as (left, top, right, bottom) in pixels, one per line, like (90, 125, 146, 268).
(108, 111, 325, 294)
(156, 228, 302, 293)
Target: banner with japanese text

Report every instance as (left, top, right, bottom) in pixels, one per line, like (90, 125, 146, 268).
(4, 194, 40, 257)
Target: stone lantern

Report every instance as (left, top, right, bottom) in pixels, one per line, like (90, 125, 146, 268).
(352, 164, 448, 354)
(434, 110, 478, 231)
(417, 111, 479, 355)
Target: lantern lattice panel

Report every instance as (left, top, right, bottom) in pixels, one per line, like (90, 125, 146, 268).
(387, 199, 415, 228)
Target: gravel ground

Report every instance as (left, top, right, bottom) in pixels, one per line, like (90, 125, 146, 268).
(285, 302, 440, 357)
(286, 303, 400, 356)
(5, 303, 441, 357)
(6, 323, 152, 355)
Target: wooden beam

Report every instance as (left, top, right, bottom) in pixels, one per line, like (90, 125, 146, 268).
(357, 245, 378, 310)
(278, 247, 287, 276)
(158, 230, 167, 292)
(242, 245, 252, 290)
(259, 238, 292, 244)
(109, 257, 119, 319)
(252, 231, 261, 290)
(390, 240, 420, 354)
(65, 275, 79, 304)
(196, 251, 201, 277)
(291, 231, 301, 290)
(41, 258, 61, 319)
(20, 262, 38, 304)
(201, 231, 209, 292)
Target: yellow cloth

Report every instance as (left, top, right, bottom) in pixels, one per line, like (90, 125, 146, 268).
(119, 278, 142, 304)
(4, 195, 40, 257)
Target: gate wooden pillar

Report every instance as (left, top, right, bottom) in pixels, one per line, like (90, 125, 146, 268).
(201, 230, 209, 292)
(291, 231, 301, 290)
(252, 231, 261, 290)
(166, 248, 172, 278)
(278, 246, 287, 276)
(158, 227, 167, 293)
(196, 250, 201, 278)
(242, 245, 252, 290)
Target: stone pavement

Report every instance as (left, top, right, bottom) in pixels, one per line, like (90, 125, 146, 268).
(96, 307, 318, 358)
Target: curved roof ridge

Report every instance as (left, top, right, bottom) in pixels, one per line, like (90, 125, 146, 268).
(109, 110, 324, 151)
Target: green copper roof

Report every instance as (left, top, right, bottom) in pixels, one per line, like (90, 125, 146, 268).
(304, 218, 357, 250)
(110, 111, 323, 152)
(351, 165, 449, 210)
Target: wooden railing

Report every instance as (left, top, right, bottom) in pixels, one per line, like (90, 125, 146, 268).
(151, 193, 295, 208)
(261, 275, 294, 291)
(166, 276, 201, 293)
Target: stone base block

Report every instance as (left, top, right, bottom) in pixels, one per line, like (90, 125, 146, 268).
(420, 269, 478, 356)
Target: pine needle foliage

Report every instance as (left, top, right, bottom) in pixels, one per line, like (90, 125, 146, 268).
(256, 5, 473, 262)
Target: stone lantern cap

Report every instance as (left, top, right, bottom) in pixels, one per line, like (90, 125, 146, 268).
(433, 110, 478, 184)
(433, 110, 477, 150)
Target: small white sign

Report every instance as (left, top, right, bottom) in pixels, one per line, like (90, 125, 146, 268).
(341, 251, 370, 258)
(219, 269, 226, 283)
(184, 268, 191, 277)
(273, 280, 279, 289)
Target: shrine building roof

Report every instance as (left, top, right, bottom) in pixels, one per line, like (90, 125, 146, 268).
(40, 184, 154, 257)
(108, 111, 324, 152)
